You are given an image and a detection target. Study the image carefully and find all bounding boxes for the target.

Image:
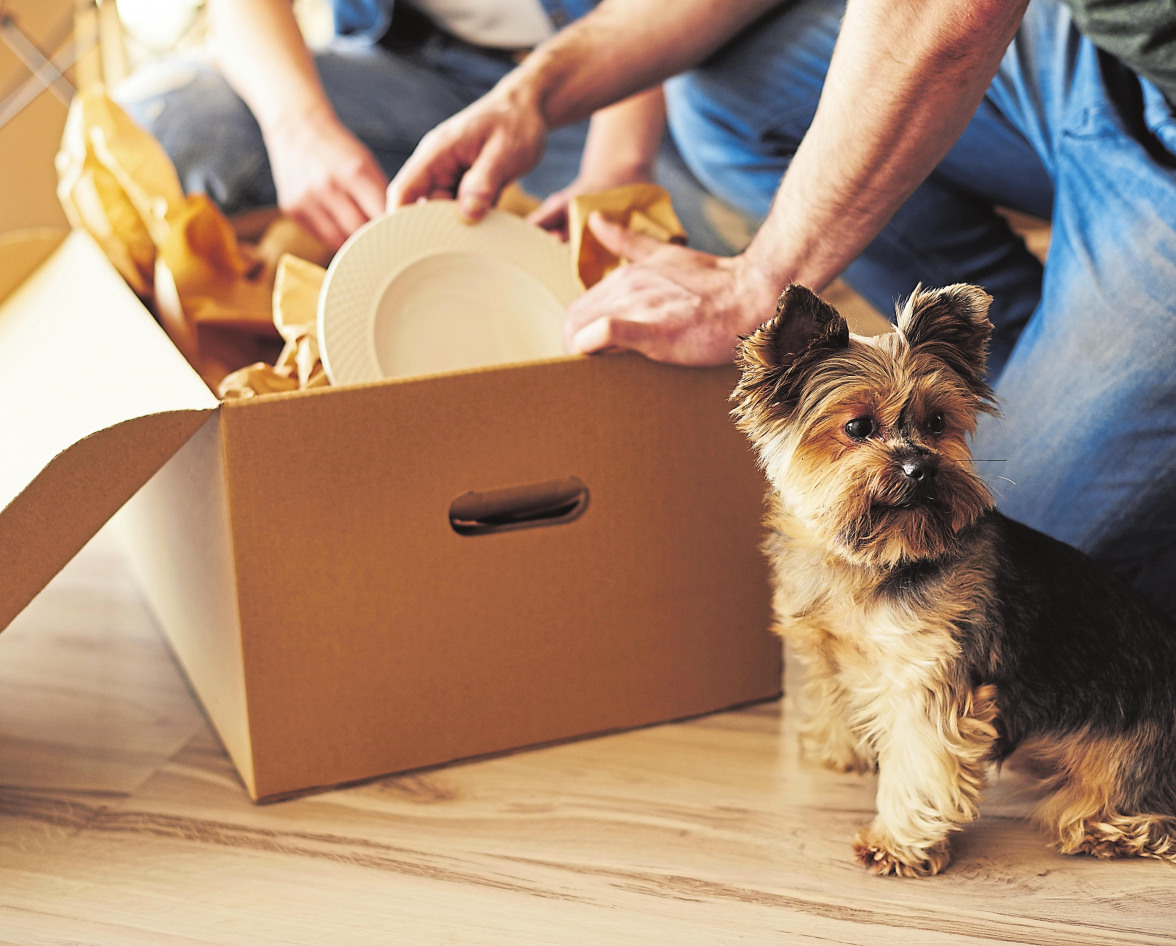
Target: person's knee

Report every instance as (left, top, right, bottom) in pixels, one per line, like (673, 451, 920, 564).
(114, 60, 272, 212)
(663, 0, 842, 220)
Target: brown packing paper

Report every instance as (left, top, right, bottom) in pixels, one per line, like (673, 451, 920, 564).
(157, 195, 272, 333)
(55, 87, 184, 296)
(494, 182, 542, 218)
(218, 255, 329, 399)
(55, 89, 686, 395)
(568, 183, 686, 290)
(56, 87, 327, 390)
(220, 186, 687, 395)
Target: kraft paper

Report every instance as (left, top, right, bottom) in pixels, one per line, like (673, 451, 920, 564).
(218, 255, 328, 399)
(568, 183, 686, 289)
(55, 91, 685, 395)
(56, 87, 327, 389)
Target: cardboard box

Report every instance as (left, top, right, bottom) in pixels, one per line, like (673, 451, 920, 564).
(0, 229, 782, 801)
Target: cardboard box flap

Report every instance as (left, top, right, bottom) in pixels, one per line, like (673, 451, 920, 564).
(0, 230, 218, 628)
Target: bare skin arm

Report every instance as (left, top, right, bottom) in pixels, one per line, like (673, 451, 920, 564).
(563, 0, 1031, 364)
(743, 0, 1029, 298)
(386, 0, 782, 219)
(527, 86, 668, 239)
(209, 0, 387, 249)
(389, 0, 1028, 366)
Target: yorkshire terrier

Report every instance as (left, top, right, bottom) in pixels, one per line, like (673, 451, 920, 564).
(731, 283, 1176, 877)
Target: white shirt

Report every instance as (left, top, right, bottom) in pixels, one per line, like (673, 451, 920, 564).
(403, 0, 554, 49)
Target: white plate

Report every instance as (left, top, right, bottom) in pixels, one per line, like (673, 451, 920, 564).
(317, 202, 582, 386)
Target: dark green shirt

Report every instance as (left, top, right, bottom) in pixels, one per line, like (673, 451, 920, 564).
(1066, 0, 1176, 103)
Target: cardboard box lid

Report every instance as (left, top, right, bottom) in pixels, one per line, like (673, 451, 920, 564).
(0, 230, 217, 628)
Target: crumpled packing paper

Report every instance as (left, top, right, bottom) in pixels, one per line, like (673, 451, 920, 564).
(56, 87, 329, 389)
(218, 255, 329, 399)
(568, 182, 686, 290)
(216, 185, 687, 397)
(56, 89, 686, 397)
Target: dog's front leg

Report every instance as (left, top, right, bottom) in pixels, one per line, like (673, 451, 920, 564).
(852, 686, 998, 877)
(798, 669, 876, 773)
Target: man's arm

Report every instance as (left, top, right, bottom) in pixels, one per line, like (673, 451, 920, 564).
(209, 0, 387, 248)
(744, 0, 1029, 295)
(527, 87, 667, 237)
(387, 0, 783, 218)
(562, 0, 1031, 364)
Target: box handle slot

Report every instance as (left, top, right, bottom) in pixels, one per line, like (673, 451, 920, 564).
(449, 476, 589, 536)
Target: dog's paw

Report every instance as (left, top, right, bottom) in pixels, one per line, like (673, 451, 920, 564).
(852, 827, 951, 878)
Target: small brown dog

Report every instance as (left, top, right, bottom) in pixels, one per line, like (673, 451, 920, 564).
(731, 283, 1176, 877)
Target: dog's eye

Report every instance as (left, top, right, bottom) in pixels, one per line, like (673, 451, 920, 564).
(925, 411, 946, 435)
(844, 417, 876, 440)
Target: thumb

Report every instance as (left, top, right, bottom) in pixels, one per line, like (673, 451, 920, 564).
(587, 211, 664, 263)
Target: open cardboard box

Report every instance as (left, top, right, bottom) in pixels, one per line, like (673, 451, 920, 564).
(0, 227, 782, 801)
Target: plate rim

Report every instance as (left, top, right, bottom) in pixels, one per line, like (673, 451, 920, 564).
(317, 202, 581, 387)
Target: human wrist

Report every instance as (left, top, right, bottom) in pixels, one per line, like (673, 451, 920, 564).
(257, 93, 338, 147)
(505, 39, 601, 129)
(732, 246, 791, 335)
(577, 152, 655, 189)
(490, 60, 553, 126)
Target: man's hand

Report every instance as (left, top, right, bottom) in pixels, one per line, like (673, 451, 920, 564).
(527, 88, 666, 239)
(208, 0, 389, 250)
(384, 0, 781, 222)
(387, 82, 549, 222)
(264, 114, 388, 251)
(564, 214, 781, 366)
(525, 164, 653, 240)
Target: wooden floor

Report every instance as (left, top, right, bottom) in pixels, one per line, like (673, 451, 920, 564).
(1, 526, 1173, 945)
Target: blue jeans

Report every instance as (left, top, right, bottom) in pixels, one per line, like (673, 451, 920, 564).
(666, 0, 1176, 615)
(115, 29, 737, 255)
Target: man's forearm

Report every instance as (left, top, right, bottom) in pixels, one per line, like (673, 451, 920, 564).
(577, 87, 667, 183)
(209, 0, 334, 136)
(746, 0, 1029, 293)
(504, 0, 785, 129)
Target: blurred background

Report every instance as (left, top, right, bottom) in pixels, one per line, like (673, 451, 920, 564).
(0, 0, 328, 235)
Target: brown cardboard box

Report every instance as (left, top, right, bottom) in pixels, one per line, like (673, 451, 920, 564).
(0, 229, 782, 801)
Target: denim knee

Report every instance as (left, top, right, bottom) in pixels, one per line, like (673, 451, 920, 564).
(115, 59, 274, 214)
(664, 0, 842, 221)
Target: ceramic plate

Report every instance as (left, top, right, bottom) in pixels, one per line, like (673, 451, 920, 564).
(318, 202, 582, 386)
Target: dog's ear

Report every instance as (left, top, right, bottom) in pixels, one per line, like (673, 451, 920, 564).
(738, 284, 849, 373)
(897, 284, 993, 398)
(733, 284, 849, 424)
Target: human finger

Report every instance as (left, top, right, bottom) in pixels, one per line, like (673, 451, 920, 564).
(386, 127, 466, 208)
(322, 183, 370, 243)
(343, 159, 389, 221)
(586, 211, 666, 263)
(526, 192, 571, 238)
(568, 313, 662, 358)
(454, 146, 509, 222)
(291, 200, 349, 252)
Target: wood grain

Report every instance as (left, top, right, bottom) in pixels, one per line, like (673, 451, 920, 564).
(0, 525, 1172, 945)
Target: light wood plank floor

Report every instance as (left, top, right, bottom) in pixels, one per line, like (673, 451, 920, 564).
(1, 525, 1172, 945)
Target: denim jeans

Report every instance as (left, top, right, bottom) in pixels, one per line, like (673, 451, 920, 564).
(115, 29, 737, 255)
(666, 0, 1176, 615)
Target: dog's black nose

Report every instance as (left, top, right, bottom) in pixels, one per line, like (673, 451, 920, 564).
(901, 458, 935, 483)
